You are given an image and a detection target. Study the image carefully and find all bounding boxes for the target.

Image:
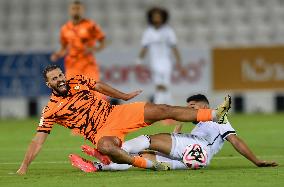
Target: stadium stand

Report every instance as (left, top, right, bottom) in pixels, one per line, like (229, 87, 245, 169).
(1, 0, 284, 51)
(0, 0, 284, 117)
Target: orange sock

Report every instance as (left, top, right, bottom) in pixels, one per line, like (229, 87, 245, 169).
(132, 156, 147, 168)
(197, 109, 213, 122)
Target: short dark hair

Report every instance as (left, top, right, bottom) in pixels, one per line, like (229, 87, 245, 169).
(147, 7, 169, 25)
(43, 64, 61, 82)
(186, 94, 209, 105)
(72, 0, 82, 5)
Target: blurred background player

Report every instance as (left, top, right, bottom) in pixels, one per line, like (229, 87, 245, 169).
(50, 1, 106, 81)
(136, 7, 185, 106)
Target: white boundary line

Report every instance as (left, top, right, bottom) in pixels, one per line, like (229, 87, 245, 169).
(214, 155, 284, 160)
(0, 155, 283, 165)
(0, 161, 69, 165)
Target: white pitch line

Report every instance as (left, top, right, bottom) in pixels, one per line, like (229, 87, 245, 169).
(0, 148, 79, 151)
(0, 155, 283, 165)
(0, 161, 69, 165)
(214, 155, 284, 160)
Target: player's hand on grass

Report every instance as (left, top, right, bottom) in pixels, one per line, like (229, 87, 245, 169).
(16, 166, 27, 175)
(256, 160, 278, 167)
(123, 90, 142, 101)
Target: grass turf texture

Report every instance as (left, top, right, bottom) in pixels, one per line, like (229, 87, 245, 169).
(0, 114, 283, 187)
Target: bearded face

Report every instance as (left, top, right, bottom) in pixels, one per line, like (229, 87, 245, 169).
(69, 3, 84, 22)
(46, 68, 68, 96)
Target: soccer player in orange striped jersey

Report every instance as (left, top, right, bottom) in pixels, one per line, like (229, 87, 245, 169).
(51, 1, 106, 81)
(17, 65, 231, 175)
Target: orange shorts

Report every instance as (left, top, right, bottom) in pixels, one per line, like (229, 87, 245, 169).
(94, 102, 150, 144)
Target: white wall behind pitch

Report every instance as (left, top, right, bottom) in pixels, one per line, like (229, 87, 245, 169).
(0, 97, 28, 118)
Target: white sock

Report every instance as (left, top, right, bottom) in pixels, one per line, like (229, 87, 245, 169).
(94, 155, 154, 171)
(144, 158, 154, 168)
(156, 153, 187, 170)
(95, 162, 132, 171)
(163, 90, 173, 105)
(212, 110, 217, 122)
(154, 91, 164, 104)
(154, 90, 173, 105)
(121, 135, 151, 154)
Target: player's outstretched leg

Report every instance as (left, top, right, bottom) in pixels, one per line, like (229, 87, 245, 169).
(69, 153, 134, 172)
(122, 134, 172, 157)
(144, 95, 231, 124)
(96, 136, 170, 171)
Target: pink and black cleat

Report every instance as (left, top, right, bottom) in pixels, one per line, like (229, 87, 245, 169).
(69, 154, 97, 173)
(81, 145, 111, 165)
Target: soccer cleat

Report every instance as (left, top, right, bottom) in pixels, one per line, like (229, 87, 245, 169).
(152, 161, 171, 171)
(221, 114, 229, 124)
(69, 154, 97, 173)
(93, 162, 103, 171)
(81, 145, 111, 165)
(216, 95, 231, 124)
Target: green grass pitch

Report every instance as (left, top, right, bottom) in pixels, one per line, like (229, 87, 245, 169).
(0, 114, 284, 187)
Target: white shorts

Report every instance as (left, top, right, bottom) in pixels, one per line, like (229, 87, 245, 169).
(170, 133, 208, 163)
(151, 66, 172, 86)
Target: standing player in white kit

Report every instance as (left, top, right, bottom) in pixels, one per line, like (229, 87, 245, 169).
(136, 7, 184, 105)
(69, 94, 277, 172)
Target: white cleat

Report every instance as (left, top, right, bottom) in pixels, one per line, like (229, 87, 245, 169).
(216, 95, 231, 124)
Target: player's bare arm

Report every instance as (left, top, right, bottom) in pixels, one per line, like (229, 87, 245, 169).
(136, 47, 148, 65)
(93, 81, 142, 101)
(95, 38, 107, 52)
(139, 47, 148, 59)
(172, 46, 186, 76)
(85, 38, 107, 55)
(226, 134, 278, 167)
(17, 132, 49, 175)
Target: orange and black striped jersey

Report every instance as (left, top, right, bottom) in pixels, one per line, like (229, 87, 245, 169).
(37, 75, 113, 143)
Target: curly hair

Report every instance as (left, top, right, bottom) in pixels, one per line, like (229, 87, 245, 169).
(147, 7, 169, 25)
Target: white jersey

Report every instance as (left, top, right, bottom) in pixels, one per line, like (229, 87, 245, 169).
(141, 25, 177, 71)
(170, 121, 236, 165)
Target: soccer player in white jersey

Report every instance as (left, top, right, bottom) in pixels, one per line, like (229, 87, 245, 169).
(69, 94, 277, 172)
(136, 7, 184, 105)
